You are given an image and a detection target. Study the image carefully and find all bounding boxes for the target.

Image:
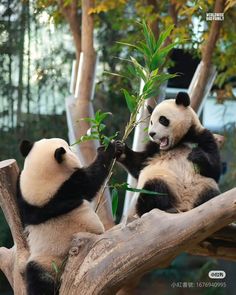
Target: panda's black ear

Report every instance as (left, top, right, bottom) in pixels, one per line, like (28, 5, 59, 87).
(175, 92, 190, 107)
(20, 140, 34, 158)
(147, 105, 154, 115)
(54, 147, 66, 164)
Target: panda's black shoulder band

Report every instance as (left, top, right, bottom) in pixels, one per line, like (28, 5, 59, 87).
(20, 140, 34, 158)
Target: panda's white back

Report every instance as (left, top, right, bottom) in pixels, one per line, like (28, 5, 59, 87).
(27, 200, 104, 262)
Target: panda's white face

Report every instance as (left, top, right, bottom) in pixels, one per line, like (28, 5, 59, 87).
(20, 138, 81, 206)
(148, 95, 202, 150)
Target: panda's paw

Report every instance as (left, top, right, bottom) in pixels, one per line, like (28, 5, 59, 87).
(97, 141, 116, 157)
(114, 140, 126, 160)
(187, 147, 206, 164)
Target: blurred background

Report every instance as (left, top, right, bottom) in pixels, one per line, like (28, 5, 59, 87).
(0, 0, 235, 294)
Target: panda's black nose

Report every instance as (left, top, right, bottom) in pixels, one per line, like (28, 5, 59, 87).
(149, 132, 156, 138)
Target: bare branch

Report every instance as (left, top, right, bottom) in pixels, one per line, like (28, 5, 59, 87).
(60, 188, 236, 294)
(188, 239, 236, 261)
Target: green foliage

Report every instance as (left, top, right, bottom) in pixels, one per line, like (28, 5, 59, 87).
(51, 261, 59, 274)
(74, 110, 118, 147)
(111, 188, 119, 217)
(110, 182, 168, 218)
(118, 21, 177, 141)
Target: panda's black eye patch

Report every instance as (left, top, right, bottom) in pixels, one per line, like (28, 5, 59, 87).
(159, 116, 169, 127)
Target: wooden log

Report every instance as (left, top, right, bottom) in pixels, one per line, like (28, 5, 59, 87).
(60, 188, 236, 295)
(0, 159, 29, 295)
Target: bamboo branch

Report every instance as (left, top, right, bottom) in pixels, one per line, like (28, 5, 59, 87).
(60, 188, 236, 295)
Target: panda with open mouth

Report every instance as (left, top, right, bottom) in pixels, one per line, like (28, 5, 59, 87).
(116, 92, 221, 220)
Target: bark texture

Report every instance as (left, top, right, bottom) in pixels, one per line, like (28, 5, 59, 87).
(0, 160, 29, 295)
(60, 188, 236, 295)
(0, 159, 236, 295)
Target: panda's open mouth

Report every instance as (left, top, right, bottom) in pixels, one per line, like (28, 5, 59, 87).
(160, 137, 169, 149)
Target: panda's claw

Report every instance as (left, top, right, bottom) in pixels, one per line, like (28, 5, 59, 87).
(114, 140, 125, 159)
(187, 147, 206, 164)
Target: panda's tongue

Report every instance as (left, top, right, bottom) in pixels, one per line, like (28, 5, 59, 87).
(160, 137, 168, 148)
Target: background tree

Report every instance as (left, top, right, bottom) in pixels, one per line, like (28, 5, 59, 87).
(0, 0, 236, 294)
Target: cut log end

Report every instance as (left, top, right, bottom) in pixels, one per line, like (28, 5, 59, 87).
(0, 159, 16, 169)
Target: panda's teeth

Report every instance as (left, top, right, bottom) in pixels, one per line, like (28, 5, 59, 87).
(160, 137, 168, 147)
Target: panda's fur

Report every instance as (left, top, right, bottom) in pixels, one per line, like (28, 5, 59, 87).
(116, 92, 221, 219)
(17, 138, 117, 295)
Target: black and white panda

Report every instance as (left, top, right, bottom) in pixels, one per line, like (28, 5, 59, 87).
(17, 138, 117, 295)
(116, 92, 221, 219)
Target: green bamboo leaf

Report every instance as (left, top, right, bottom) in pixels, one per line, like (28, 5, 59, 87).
(126, 187, 167, 196)
(137, 41, 152, 57)
(116, 41, 138, 49)
(130, 56, 147, 82)
(151, 43, 177, 70)
(51, 261, 59, 274)
(155, 24, 175, 51)
(143, 88, 160, 99)
(143, 79, 154, 93)
(112, 188, 119, 218)
(142, 20, 156, 53)
(127, 64, 136, 77)
(104, 71, 130, 80)
(123, 89, 136, 113)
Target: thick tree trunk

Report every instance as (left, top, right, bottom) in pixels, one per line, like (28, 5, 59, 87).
(60, 0, 81, 93)
(190, 0, 226, 112)
(0, 159, 235, 295)
(60, 188, 236, 295)
(62, 0, 114, 229)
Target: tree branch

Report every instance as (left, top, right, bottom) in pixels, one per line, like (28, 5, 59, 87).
(60, 188, 236, 295)
(0, 159, 29, 295)
(0, 246, 14, 287)
(190, 0, 226, 111)
(188, 239, 236, 261)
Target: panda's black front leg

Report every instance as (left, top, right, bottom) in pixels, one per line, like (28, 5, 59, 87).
(26, 261, 57, 295)
(81, 141, 117, 200)
(115, 140, 159, 179)
(187, 129, 221, 182)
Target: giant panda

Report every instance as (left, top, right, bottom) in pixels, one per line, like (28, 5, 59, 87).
(116, 92, 221, 220)
(17, 138, 117, 295)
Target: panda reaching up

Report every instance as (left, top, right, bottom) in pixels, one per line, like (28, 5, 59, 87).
(17, 138, 118, 295)
(116, 92, 221, 220)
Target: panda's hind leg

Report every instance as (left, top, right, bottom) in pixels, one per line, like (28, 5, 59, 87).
(194, 187, 220, 208)
(26, 260, 58, 295)
(136, 179, 177, 216)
